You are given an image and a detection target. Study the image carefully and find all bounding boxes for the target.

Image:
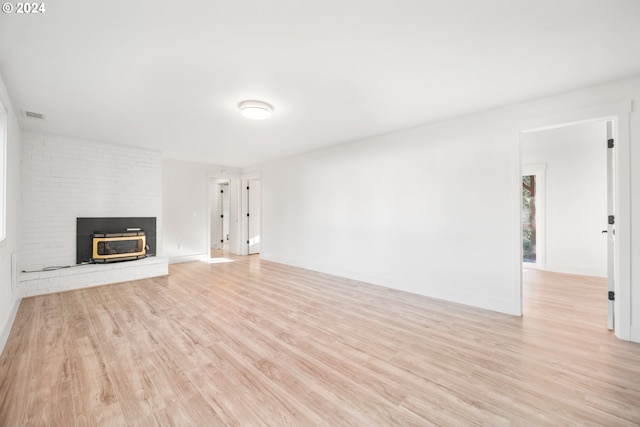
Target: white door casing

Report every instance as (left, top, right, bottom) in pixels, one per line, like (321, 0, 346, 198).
(247, 179, 261, 255)
(606, 120, 615, 330)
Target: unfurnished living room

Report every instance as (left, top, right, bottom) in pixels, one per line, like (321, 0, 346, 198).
(1, 1, 640, 425)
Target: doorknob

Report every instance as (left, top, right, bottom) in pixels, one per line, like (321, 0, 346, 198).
(602, 230, 608, 233)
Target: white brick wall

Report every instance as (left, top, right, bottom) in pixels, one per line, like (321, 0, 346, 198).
(21, 132, 163, 271)
(19, 256, 169, 297)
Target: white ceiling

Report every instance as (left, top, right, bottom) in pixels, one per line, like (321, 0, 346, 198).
(1, 1, 639, 168)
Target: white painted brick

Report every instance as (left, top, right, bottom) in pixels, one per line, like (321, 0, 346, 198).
(19, 257, 169, 296)
(21, 132, 164, 291)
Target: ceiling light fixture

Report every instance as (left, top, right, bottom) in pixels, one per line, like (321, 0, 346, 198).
(238, 100, 273, 120)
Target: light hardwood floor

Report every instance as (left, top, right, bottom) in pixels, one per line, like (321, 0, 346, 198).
(1, 253, 639, 426)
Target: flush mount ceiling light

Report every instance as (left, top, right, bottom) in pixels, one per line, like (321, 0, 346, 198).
(238, 100, 273, 120)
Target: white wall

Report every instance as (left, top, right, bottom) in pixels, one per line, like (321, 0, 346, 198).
(257, 75, 640, 338)
(162, 159, 240, 262)
(21, 132, 163, 271)
(260, 113, 516, 314)
(522, 121, 607, 277)
(0, 73, 22, 355)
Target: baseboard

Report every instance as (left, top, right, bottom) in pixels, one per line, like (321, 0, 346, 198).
(631, 325, 640, 344)
(20, 257, 169, 297)
(0, 296, 21, 357)
(168, 253, 209, 264)
(542, 264, 606, 278)
(260, 253, 518, 316)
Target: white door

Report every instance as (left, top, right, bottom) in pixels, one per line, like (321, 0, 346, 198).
(229, 180, 241, 254)
(218, 183, 230, 249)
(247, 179, 261, 255)
(218, 184, 225, 249)
(606, 121, 615, 330)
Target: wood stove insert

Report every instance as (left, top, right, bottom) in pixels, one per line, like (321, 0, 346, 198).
(92, 230, 147, 263)
(77, 217, 156, 264)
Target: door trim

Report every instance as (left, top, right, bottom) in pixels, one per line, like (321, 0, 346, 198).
(240, 172, 262, 256)
(207, 174, 242, 256)
(510, 100, 632, 341)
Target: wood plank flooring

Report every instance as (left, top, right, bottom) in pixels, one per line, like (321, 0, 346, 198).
(1, 253, 640, 426)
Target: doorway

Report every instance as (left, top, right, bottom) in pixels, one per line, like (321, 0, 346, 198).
(521, 120, 609, 323)
(208, 175, 261, 257)
(209, 176, 241, 256)
(514, 100, 632, 341)
(245, 178, 261, 255)
(215, 181, 230, 250)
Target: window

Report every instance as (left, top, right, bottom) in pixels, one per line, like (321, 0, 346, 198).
(0, 100, 6, 241)
(522, 175, 536, 262)
(522, 163, 546, 268)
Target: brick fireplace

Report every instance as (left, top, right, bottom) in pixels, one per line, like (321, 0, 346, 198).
(76, 217, 157, 264)
(20, 133, 167, 297)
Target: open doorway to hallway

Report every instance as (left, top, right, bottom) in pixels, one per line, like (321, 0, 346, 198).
(514, 100, 631, 341)
(209, 176, 241, 256)
(245, 178, 261, 255)
(214, 181, 230, 250)
(521, 119, 610, 330)
(207, 175, 262, 257)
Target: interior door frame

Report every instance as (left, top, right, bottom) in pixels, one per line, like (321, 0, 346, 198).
(510, 100, 632, 341)
(240, 173, 262, 256)
(246, 177, 261, 255)
(217, 181, 230, 250)
(606, 120, 615, 330)
(207, 173, 241, 256)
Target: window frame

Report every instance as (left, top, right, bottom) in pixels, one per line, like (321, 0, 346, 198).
(0, 100, 7, 242)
